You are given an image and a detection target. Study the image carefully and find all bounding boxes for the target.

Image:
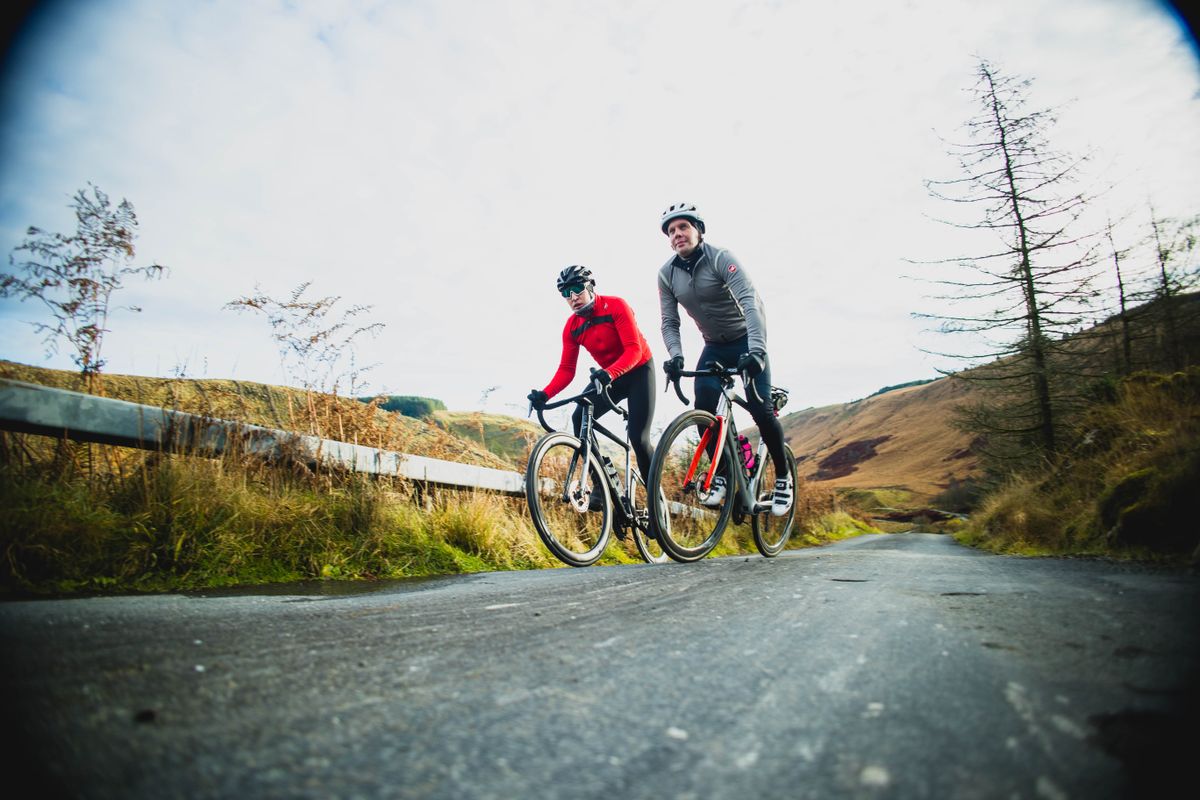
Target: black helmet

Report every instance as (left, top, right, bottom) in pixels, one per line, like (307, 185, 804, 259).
(660, 202, 706, 234)
(556, 264, 595, 292)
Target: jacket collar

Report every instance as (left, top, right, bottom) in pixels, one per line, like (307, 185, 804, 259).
(672, 241, 710, 274)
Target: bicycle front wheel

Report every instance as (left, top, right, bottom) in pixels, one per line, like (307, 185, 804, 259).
(647, 409, 735, 562)
(525, 432, 611, 567)
(751, 445, 798, 557)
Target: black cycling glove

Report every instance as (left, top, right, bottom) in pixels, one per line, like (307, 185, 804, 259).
(737, 352, 765, 377)
(664, 356, 685, 380)
(527, 389, 548, 409)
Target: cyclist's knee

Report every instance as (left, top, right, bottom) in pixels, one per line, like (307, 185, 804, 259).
(748, 403, 774, 427)
(694, 381, 720, 413)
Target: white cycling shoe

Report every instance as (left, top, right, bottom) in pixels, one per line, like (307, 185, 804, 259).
(699, 475, 727, 507)
(771, 477, 794, 517)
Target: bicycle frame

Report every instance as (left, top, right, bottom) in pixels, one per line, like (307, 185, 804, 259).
(683, 375, 773, 517)
(527, 373, 668, 566)
(533, 382, 637, 525)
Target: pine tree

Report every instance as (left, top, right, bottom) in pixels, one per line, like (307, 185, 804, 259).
(914, 61, 1104, 469)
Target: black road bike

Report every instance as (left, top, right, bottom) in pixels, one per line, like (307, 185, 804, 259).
(525, 373, 669, 567)
(647, 363, 797, 563)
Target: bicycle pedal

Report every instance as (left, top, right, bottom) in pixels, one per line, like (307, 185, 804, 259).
(753, 501, 773, 514)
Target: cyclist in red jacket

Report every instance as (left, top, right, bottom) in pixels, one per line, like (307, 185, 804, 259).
(528, 265, 656, 503)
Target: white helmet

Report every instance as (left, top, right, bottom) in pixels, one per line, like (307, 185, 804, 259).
(660, 202, 706, 234)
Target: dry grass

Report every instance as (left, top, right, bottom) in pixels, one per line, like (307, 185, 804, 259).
(0, 360, 884, 595)
(0, 360, 512, 469)
(959, 368, 1200, 559)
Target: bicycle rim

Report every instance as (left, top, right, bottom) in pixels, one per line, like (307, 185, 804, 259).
(648, 410, 734, 562)
(629, 469, 669, 564)
(751, 446, 797, 557)
(525, 433, 611, 566)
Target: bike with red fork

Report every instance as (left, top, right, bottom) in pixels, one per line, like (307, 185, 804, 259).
(647, 363, 797, 562)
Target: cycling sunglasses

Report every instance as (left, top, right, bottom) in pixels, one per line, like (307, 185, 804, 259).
(560, 284, 589, 298)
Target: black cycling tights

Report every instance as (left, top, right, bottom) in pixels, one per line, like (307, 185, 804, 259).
(572, 360, 656, 482)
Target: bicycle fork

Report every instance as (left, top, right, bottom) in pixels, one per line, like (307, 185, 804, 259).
(686, 414, 727, 494)
(562, 405, 595, 507)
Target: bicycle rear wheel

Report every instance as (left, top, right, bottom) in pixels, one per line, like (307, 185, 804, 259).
(751, 445, 798, 557)
(525, 432, 611, 566)
(647, 409, 734, 562)
(629, 469, 669, 564)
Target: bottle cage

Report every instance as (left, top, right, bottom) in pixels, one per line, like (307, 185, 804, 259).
(770, 386, 789, 413)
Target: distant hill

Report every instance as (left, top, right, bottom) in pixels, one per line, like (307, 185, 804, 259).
(364, 395, 447, 418)
(780, 292, 1200, 502)
(0, 361, 514, 471)
(431, 410, 544, 468)
(780, 376, 980, 501)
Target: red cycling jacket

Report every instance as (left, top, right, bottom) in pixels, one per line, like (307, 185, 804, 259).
(543, 294, 653, 398)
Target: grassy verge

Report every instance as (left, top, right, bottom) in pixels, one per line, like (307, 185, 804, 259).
(955, 368, 1199, 561)
(0, 434, 859, 596)
(0, 445, 543, 594)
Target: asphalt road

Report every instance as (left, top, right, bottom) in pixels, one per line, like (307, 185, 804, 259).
(2, 533, 1197, 800)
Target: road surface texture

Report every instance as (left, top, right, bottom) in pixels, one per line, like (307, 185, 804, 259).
(2, 533, 1197, 799)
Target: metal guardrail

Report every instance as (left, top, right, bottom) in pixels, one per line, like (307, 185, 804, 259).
(0, 378, 530, 495)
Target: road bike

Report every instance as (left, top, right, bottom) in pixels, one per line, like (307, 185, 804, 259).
(647, 363, 797, 562)
(525, 373, 669, 567)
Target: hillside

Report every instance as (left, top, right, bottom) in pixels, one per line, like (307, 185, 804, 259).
(780, 376, 980, 501)
(780, 293, 1200, 502)
(431, 411, 543, 467)
(0, 361, 514, 471)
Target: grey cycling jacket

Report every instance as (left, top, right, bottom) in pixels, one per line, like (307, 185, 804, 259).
(658, 240, 767, 360)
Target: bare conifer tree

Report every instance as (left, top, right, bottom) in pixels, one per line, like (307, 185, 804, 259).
(1142, 207, 1198, 371)
(913, 60, 1104, 468)
(1102, 216, 1136, 375)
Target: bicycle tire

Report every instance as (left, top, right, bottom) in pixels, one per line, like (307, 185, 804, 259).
(628, 468, 670, 564)
(751, 445, 798, 557)
(525, 432, 611, 566)
(647, 409, 735, 562)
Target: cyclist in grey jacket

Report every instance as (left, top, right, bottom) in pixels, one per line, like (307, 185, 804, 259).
(657, 202, 792, 516)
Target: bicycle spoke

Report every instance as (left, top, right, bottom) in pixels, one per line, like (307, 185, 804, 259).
(526, 434, 610, 566)
(649, 410, 733, 562)
(751, 446, 797, 557)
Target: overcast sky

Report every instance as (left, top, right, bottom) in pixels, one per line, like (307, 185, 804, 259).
(1, 0, 1197, 428)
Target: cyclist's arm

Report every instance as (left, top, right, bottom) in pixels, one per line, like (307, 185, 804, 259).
(658, 269, 684, 361)
(542, 320, 581, 398)
(717, 252, 768, 356)
(603, 297, 650, 379)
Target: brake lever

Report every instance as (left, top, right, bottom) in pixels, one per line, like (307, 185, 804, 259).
(672, 374, 690, 405)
